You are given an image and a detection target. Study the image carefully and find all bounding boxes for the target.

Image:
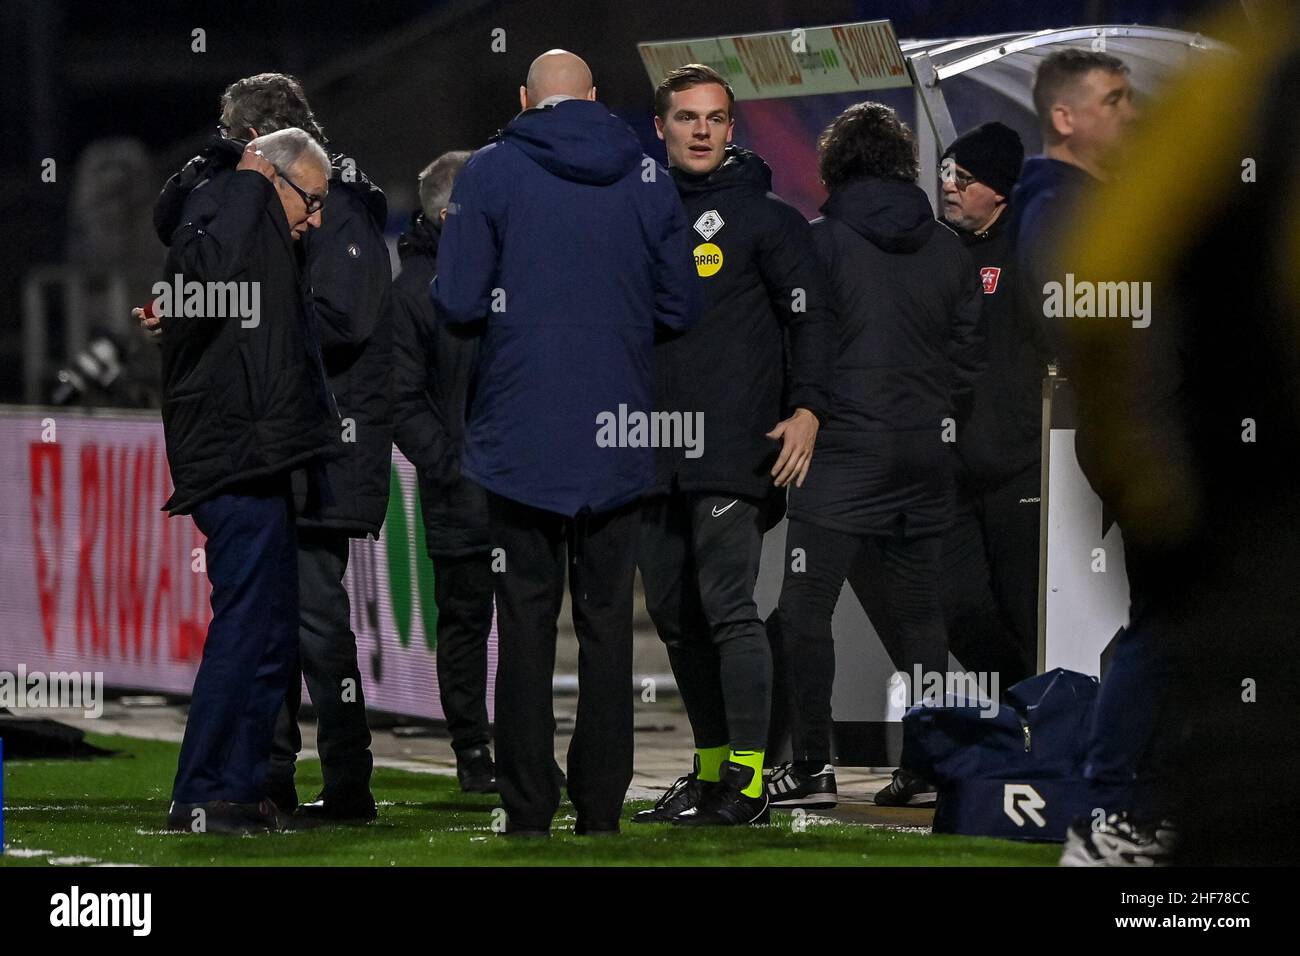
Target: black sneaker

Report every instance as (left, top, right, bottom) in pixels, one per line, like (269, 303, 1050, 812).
(873, 769, 937, 807)
(673, 761, 770, 827)
(632, 757, 718, 824)
(293, 790, 378, 825)
(457, 745, 498, 794)
(766, 762, 838, 810)
(166, 799, 286, 835)
(1060, 812, 1176, 867)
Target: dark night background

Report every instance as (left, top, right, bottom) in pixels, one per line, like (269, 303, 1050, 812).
(0, 0, 1242, 405)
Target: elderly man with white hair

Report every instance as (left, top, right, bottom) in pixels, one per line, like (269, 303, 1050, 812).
(152, 126, 336, 835)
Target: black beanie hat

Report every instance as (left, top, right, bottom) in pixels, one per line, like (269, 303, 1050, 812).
(941, 121, 1024, 198)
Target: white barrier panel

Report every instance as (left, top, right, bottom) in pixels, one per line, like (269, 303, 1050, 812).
(0, 406, 495, 722)
(1043, 428, 1129, 676)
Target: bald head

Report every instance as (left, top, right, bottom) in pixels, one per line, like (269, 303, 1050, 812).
(520, 49, 596, 110)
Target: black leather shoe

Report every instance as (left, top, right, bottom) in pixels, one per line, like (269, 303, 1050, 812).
(167, 799, 286, 835)
(293, 791, 378, 824)
(456, 746, 498, 794)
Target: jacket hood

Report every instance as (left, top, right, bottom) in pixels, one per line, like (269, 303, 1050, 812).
(329, 151, 388, 227)
(398, 209, 440, 261)
(821, 177, 937, 253)
(1013, 156, 1096, 211)
(670, 145, 773, 196)
(154, 136, 389, 245)
(502, 99, 643, 186)
(154, 134, 245, 245)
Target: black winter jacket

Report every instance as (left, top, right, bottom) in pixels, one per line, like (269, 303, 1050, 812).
(653, 147, 834, 504)
(390, 212, 490, 558)
(296, 154, 394, 537)
(154, 137, 334, 515)
(953, 209, 1044, 488)
(788, 177, 985, 538)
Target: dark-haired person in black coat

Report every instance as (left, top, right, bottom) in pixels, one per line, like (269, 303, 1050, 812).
(771, 103, 985, 809)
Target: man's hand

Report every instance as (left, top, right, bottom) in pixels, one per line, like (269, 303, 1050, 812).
(237, 145, 277, 181)
(133, 304, 162, 339)
(767, 407, 820, 488)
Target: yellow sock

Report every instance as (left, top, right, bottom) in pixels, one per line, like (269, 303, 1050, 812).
(696, 745, 729, 784)
(729, 749, 765, 797)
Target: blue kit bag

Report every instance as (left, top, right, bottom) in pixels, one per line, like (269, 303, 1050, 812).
(900, 668, 1114, 841)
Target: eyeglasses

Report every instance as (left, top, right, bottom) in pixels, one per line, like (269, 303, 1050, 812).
(278, 171, 326, 214)
(939, 158, 978, 192)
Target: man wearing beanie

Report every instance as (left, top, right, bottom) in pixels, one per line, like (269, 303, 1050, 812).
(936, 123, 1040, 696)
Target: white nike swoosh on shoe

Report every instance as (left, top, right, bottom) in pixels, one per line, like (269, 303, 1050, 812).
(711, 500, 739, 518)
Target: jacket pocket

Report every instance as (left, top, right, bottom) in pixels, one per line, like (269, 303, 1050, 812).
(163, 387, 229, 490)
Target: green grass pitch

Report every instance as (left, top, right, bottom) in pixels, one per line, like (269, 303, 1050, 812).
(0, 734, 1059, 866)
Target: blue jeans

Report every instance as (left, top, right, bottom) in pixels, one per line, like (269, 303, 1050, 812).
(172, 480, 299, 804)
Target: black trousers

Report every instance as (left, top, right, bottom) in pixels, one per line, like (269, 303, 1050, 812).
(269, 528, 373, 802)
(639, 492, 771, 751)
(431, 552, 494, 756)
(776, 519, 948, 766)
(940, 464, 1040, 686)
(488, 491, 638, 833)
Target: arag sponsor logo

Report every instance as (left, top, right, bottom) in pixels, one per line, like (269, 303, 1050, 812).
(693, 243, 723, 277)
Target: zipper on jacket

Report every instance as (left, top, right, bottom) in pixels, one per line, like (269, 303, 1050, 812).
(301, 281, 341, 421)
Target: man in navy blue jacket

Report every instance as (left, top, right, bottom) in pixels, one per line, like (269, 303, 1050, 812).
(1005, 50, 1174, 864)
(433, 49, 701, 836)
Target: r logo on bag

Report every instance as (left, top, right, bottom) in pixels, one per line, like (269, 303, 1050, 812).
(980, 266, 1001, 294)
(1003, 783, 1047, 827)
